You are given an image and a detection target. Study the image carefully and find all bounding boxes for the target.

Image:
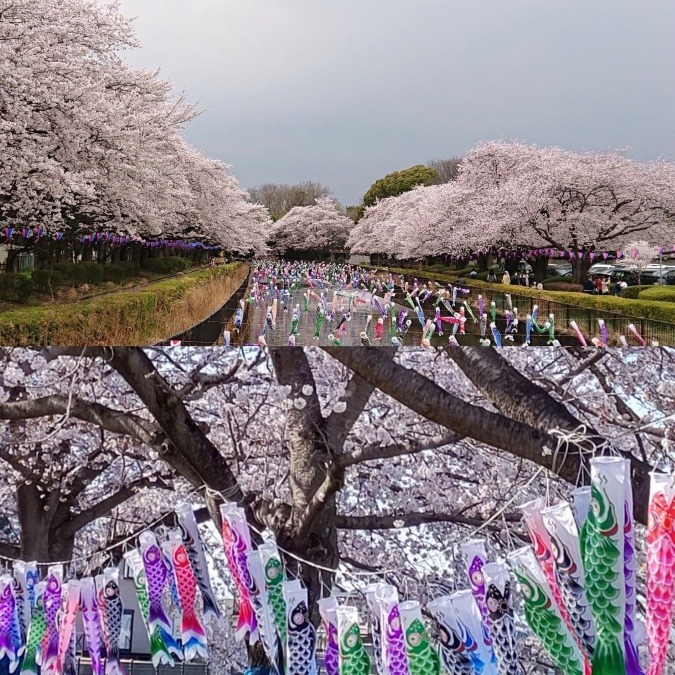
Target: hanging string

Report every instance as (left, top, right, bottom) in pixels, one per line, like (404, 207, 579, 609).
(0, 483, 206, 568)
(207, 469, 544, 580)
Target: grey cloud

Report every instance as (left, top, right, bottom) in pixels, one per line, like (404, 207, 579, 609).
(119, 0, 675, 205)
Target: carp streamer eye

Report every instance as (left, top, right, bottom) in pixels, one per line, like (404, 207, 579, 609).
(591, 499, 601, 517)
(346, 634, 358, 648)
(470, 570, 483, 586)
(267, 566, 279, 579)
(293, 611, 304, 625)
(408, 632, 422, 647)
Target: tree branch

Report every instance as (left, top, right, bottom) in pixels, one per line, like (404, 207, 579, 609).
(0, 395, 163, 448)
(444, 347, 653, 521)
(56, 476, 173, 541)
(324, 347, 652, 524)
(325, 370, 379, 450)
(293, 432, 462, 543)
(336, 510, 521, 530)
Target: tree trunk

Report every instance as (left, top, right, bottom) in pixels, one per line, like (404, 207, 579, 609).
(270, 348, 339, 623)
(5, 249, 20, 274)
(17, 484, 76, 566)
(477, 253, 489, 273)
(531, 255, 550, 283)
(454, 257, 469, 271)
(571, 255, 592, 285)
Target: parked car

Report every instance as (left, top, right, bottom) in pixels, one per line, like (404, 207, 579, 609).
(605, 269, 640, 286)
(589, 262, 620, 276)
(640, 268, 675, 285)
(546, 263, 572, 277)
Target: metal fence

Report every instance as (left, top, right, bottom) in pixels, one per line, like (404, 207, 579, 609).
(384, 269, 675, 346)
(460, 284, 675, 346)
(75, 660, 209, 675)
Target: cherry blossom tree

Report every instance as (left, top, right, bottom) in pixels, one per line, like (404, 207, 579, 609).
(0, 0, 269, 262)
(0, 346, 673, 669)
(623, 239, 659, 290)
(268, 197, 353, 256)
(347, 141, 675, 282)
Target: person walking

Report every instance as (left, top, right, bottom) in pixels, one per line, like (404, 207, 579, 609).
(502, 269, 511, 285)
(601, 277, 610, 295)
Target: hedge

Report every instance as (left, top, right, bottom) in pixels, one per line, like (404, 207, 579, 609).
(639, 286, 675, 303)
(0, 273, 34, 304)
(544, 282, 583, 292)
(141, 257, 191, 274)
(375, 266, 675, 324)
(0, 263, 247, 345)
(30, 259, 176, 293)
(621, 286, 641, 299)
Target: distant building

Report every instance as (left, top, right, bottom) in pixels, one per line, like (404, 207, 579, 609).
(348, 254, 371, 266)
(0, 245, 34, 272)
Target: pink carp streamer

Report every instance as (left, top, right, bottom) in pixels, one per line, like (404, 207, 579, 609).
(627, 324, 646, 346)
(56, 581, 81, 674)
(646, 472, 675, 675)
(569, 321, 587, 347)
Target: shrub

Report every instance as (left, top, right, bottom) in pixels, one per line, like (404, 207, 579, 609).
(0, 273, 34, 303)
(118, 261, 141, 276)
(639, 286, 675, 303)
(79, 262, 105, 284)
(621, 286, 641, 299)
(52, 262, 106, 285)
(53, 263, 85, 285)
(142, 256, 191, 274)
(102, 264, 125, 283)
(542, 276, 576, 284)
(544, 282, 584, 292)
(32, 269, 64, 294)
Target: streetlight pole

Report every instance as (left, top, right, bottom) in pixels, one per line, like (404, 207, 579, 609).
(659, 220, 664, 284)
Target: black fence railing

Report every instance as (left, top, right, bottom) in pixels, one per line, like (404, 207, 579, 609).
(75, 659, 209, 675)
(467, 284, 675, 346)
(384, 270, 675, 346)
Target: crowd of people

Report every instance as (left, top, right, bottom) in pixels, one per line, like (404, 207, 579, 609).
(582, 275, 628, 295)
(469, 267, 543, 289)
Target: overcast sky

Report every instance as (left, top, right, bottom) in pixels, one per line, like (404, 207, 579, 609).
(117, 0, 675, 206)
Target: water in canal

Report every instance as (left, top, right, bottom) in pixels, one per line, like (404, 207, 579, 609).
(244, 284, 577, 347)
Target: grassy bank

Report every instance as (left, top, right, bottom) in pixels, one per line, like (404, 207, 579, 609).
(0, 263, 249, 345)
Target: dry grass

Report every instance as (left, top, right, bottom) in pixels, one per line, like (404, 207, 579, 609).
(155, 264, 249, 343)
